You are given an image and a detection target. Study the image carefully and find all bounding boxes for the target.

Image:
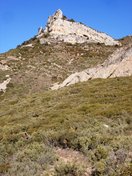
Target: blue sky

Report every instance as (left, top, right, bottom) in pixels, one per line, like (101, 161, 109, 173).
(0, 0, 132, 53)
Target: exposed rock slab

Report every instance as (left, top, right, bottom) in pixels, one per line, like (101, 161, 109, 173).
(0, 78, 11, 92)
(21, 44, 33, 48)
(51, 45, 132, 90)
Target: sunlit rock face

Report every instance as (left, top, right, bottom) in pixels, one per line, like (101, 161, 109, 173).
(39, 9, 120, 46)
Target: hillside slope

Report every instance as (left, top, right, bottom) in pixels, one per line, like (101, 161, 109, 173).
(0, 10, 132, 176)
(0, 77, 132, 175)
(0, 10, 131, 95)
(52, 44, 132, 89)
(0, 41, 117, 94)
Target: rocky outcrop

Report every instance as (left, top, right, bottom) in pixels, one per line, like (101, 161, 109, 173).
(38, 27, 44, 35)
(0, 64, 9, 71)
(21, 43, 33, 48)
(51, 45, 132, 90)
(0, 78, 11, 92)
(38, 9, 120, 46)
(0, 56, 20, 70)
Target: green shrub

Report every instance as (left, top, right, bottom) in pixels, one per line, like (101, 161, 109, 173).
(54, 162, 85, 176)
(94, 145, 109, 161)
(8, 142, 57, 175)
(68, 19, 75, 22)
(93, 159, 106, 176)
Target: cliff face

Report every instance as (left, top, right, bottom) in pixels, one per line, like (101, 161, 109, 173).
(38, 9, 120, 46)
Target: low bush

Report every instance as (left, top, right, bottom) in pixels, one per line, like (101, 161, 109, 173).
(54, 162, 85, 176)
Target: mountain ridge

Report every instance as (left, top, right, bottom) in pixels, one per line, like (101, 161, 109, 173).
(0, 10, 132, 93)
(37, 9, 120, 46)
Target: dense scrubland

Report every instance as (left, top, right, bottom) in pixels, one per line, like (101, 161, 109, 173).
(0, 76, 132, 175)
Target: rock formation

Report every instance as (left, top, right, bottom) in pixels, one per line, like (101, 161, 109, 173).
(0, 78, 11, 92)
(51, 45, 132, 90)
(37, 9, 120, 46)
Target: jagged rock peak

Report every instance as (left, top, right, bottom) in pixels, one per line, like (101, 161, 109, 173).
(37, 9, 121, 46)
(46, 9, 63, 25)
(38, 27, 44, 35)
(53, 9, 63, 19)
(44, 9, 64, 34)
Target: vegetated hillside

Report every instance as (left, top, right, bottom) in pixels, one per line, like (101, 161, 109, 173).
(0, 23, 132, 175)
(0, 7, 132, 175)
(0, 37, 117, 94)
(0, 77, 132, 175)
